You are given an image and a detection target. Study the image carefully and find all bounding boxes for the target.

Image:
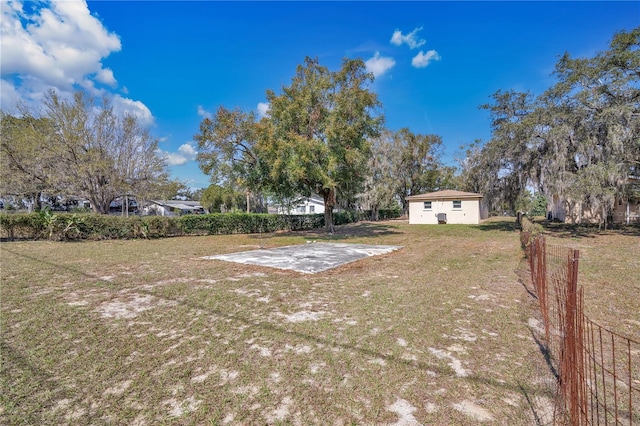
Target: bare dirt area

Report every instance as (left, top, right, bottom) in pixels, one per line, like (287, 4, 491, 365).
(5, 218, 631, 424)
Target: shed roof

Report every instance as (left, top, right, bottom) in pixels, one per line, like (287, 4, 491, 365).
(405, 190, 483, 201)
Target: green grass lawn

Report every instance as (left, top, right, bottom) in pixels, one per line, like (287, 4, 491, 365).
(541, 222, 640, 335)
(2, 218, 634, 425)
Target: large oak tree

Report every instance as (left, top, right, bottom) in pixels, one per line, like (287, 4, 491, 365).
(196, 57, 383, 231)
(466, 27, 640, 224)
(194, 107, 265, 212)
(260, 57, 383, 231)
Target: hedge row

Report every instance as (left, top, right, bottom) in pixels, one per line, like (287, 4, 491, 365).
(0, 211, 362, 241)
(178, 213, 326, 235)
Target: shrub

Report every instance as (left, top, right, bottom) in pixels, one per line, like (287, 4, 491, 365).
(144, 216, 182, 238)
(334, 211, 357, 226)
(0, 213, 42, 240)
(0, 209, 375, 241)
(519, 216, 544, 250)
(0, 211, 341, 241)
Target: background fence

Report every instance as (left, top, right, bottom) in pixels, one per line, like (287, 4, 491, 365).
(520, 220, 639, 425)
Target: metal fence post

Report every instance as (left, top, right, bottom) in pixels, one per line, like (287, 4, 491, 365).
(566, 249, 580, 425)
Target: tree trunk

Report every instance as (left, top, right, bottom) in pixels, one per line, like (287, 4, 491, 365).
(90, 196, 110, 214)
(90, 197, 101, 214)
(34, 192, 43, 211)
(322, 188, 336, 233)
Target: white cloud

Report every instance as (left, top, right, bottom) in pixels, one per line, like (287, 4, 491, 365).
(365, 52, 396, 78)
(257, 102, 270, 118)
(197, 105, 211, 119)
(0, 78, 22, 112)
(0, 0, 153, 125)
(95, 68, 117, 87)
(165, 143, 198, 166)
(412, 50, 441, 68)
(112, 95, 155, 128)
(178, 143, 197, 158)
(390, 27, 426, 49)
(1, 1, 120, 90)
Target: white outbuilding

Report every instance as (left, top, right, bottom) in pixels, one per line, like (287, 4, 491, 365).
(406, 190, 487, 225)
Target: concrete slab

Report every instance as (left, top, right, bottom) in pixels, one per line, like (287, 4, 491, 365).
(202, 242, 403, 274)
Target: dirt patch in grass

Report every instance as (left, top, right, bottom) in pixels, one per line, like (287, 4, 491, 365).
(2, 218, 633, 424)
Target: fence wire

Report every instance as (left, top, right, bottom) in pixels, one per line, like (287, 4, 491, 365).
(521, 222, 639, 425)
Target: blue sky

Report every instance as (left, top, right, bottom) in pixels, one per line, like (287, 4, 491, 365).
(2, 1, 638, 190)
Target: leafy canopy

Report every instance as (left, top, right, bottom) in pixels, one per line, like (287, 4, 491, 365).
(260, 57, 383, 230)
(195, 57, 383, 231)
(1, 90, 173, 213)
(466, 27, 640, 223)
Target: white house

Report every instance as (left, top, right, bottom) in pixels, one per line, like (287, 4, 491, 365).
(270, 196, 326, 215)
(144, 200, 206, 216)
(406, 190, 487, 225)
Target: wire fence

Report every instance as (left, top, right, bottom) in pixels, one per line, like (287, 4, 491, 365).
(520, 221, 639, 425)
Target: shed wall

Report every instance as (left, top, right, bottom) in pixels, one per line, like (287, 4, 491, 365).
(408, 199, 481, 224)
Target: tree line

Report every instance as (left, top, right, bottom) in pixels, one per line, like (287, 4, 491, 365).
(3, 28, 637, 229)
(194, 57, 456, 230)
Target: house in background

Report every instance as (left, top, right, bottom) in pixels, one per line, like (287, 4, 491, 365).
(548, 195, 640, 225)
(612, 195, 640, 224)
(269, 196, 326, 215)
(144, 200, 206, 216)
(547, 176, 640, 225)
(406, 190, 488, 225)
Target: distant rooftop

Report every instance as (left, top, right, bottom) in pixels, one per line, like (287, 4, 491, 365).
(405, 190, 483, 201)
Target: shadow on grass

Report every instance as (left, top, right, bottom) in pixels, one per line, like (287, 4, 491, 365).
(0, 340, 71, 424)
(514, 257, 562, 425)
(515, 263, 537, 300)
(4, 246, 551, 403)
(514, 265, 558, 379)
(110, 284, 555, 399)
(477, 216, 640, 238)
(477, 218, 519, 233)
(529, 329, 558, 380)
(539, 221, 640, 239)
(250, 221, 403, 242)
(519, 380, 556, 426)
(1, 247, 125, 286)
